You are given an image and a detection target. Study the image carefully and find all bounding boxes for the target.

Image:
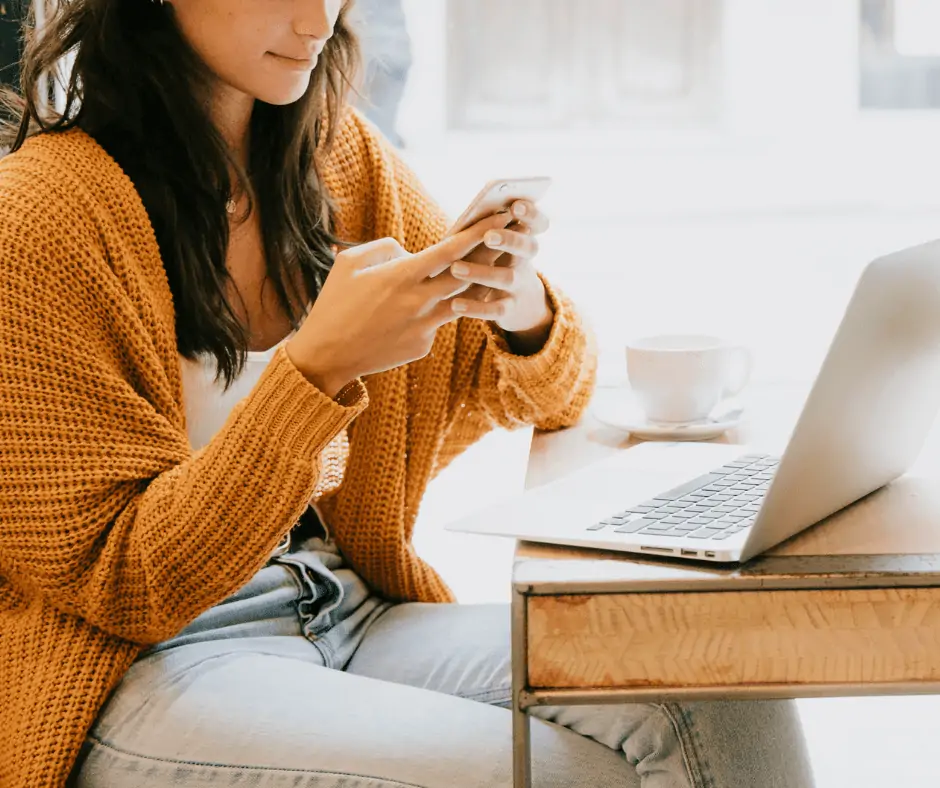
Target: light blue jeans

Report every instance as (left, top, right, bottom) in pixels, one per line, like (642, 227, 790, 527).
(73, 534, 815, 787)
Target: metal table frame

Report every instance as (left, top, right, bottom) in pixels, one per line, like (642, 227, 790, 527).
(510, 553, 940, 787)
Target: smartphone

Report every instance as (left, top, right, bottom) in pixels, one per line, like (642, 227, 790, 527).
(447, 176, 553, 236)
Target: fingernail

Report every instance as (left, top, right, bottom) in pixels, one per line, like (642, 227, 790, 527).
(512, 201, 527, 217)
(451, 263, 470, 276)
(484, 231, 502, 246)
(452, 300, 468, 312)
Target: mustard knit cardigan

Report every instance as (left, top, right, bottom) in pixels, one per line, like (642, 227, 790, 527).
(0, 111, 596, 786)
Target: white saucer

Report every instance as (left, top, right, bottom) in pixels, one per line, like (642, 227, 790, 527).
(592, 391, 745, 441)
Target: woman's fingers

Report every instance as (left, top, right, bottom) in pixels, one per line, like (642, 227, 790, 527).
(481, 226, 539, 260)
(450, 296, 511, 321)
(450, 260, 519, 292)
(418, 241, 524, 308)
(420, 269, 473, 303)
(407, 201, 547, 282)
(462, 242, 502, 267)
(459, 282, 494, 303)
(422, 291, 512, 330)
(509, 200, 550, 235)
(407, 211, 513, 280)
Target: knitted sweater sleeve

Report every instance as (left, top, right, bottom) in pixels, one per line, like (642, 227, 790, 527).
(324, 112, 597, 455)
(0, 161, 366, 645)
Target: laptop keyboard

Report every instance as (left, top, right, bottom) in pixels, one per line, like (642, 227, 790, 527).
(586, 454, 779, 541)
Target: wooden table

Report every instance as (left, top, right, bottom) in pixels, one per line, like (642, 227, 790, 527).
(511, 383, 940, 787)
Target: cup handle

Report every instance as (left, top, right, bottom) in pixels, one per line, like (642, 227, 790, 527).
(723, 346, 753, 398)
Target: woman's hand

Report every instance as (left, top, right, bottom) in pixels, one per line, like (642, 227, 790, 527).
(448, 200, 554, 350)
(286, 212, 512, 397)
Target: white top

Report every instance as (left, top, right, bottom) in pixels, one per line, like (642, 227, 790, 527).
(179, 331, 297, 452)
(179, 311, 350, 515)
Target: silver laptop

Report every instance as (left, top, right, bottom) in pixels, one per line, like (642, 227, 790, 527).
(446, 239, 940, 563)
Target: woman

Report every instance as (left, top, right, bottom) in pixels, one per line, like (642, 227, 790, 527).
(0, 1, 815, 786)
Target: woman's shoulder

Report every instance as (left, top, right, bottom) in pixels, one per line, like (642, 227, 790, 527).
(317, 109, 386, 238)
(0, 128, 129, 219)
(0, 128, 144, 252)
(0, 129, 141, 286)
(319, 108, 440, 236)
(319, 108, 382, 192)
(322, 107, 380, 162)
(319, 107, 419, 195)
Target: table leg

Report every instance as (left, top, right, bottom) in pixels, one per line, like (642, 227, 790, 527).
(512, 586, 532, 788)
(513, 698, 532, 788)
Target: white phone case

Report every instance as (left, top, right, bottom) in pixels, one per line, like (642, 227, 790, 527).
(447, 176, 552, 236)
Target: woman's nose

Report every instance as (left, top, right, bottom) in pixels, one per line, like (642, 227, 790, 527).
(294, 0, 341, 40)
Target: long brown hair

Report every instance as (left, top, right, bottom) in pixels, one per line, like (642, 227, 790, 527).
(2, 0, 360, 390)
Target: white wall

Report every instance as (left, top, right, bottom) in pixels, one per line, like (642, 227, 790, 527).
(401, 0, 863, 145)
(398, 0, 940, 219)
(720, 0, 860, 139)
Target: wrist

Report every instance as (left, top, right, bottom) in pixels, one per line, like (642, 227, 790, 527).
(285, 342, 354, 399)
(504, 294, 555, 356)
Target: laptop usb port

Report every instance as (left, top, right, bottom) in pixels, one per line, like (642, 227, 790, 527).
(681, 550, 698, 557)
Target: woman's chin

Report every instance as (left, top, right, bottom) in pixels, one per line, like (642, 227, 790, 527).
(253, 79, 314, 107)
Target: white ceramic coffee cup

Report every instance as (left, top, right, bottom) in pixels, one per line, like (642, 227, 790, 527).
(626, 335, 753, 424)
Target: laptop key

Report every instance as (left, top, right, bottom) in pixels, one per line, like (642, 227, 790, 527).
(639, 524, 673, 533)
(613, 518, 658, 533)
(652, 473, 727, 501)
(669, 513, 697, 521)
(687, 528, 723, 539)
(639, 528, 683, 536)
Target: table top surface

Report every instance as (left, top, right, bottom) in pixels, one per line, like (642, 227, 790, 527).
(515, 382, 940, 594)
